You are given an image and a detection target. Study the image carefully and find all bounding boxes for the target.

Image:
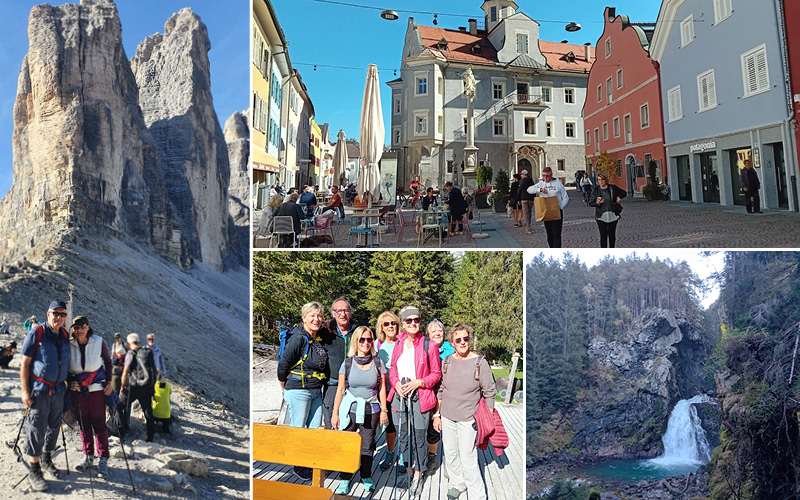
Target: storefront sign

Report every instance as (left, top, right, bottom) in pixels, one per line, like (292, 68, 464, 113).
(690, 141, 716, 153)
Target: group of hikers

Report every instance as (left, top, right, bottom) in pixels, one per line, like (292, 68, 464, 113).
(6, 300, 172, 492)
(277, 298, 506, 499)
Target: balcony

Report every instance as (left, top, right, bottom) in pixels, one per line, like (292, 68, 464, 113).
(504, 91, 546, 108)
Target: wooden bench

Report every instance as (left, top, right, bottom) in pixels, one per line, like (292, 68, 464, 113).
(253, 423, 361, 500)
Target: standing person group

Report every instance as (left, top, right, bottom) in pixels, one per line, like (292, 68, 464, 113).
(277, 299, 500, 499)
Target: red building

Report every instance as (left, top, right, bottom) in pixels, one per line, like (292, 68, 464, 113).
(583, 7, 666, 194)
(783, 0, 800, 200)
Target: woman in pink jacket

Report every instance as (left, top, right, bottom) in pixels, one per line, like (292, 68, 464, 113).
(389, 306, 442, 496)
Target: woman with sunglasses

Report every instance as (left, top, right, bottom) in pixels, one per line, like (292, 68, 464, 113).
(376, 311, 402, 471)
(527, 166, 569, 247)
(434, 323, 495, 500)
(331, 326, 388, 494)
(422, 318, 453, 475)
(389, 306, 442, 495)
(589, 172, 627, 248)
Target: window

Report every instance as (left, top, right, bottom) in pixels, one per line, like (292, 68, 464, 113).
(415, 115, 428, 135)
(493, 82, 505, 100)
(637, 103, 649, 129)
(557, 159, 565, 172)
(616, 68, 624, 89)
(438, 77, 444, 95)
(541, 86, 552, 102)
(447, 160, 454, 174)
(597, 84, 603, 102)
(606, 77, 613, 103)
(565, 121, 576, 138)
(546, 120, 554, 137)
(594, 128, 600, 153)
(645, 154, 653, 173)
(602, 122, 609, 141)
(605, 38, 611, 58)
(624, 114, 632, 144)
(668, 85, 683, 122)
(681, 16, 694, 47)
(393, 128, 401, 145)
(524, 117, 537, 135)
(517, 33, 529, 54)
(393, 96, 401, 115)
(438, 115, 443, 134)
(742, 44, 770, 97)
(616, 159, 623, 177)
(586, 130, 591, 146)
(613, 116, 620, 137)
(714, 0, 732, 23)
(416, 76, 428, 96)
(697, 69, 717, 111)
(564, 87, 574, 104)
(493, 118, 505, 136)
(490, 6, 497, 22)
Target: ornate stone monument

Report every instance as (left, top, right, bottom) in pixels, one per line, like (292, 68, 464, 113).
(461, 66, 479, 191)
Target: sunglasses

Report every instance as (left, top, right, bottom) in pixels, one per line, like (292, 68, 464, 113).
(51, 312, 67, 318)
(454, 335, 470, 344)
(383, 321, 397, 327)
(542, 174, 552, 178)
(358, 337, 374, 344)
(404, 317, 421, 324)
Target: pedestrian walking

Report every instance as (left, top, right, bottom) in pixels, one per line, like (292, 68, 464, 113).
(589, 173, 627, 248)
(518, 170, 535, 234)
(528, 167, 569, 247)
(739, 159, 762, 213)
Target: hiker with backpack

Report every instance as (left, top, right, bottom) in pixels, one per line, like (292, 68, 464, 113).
(330, 326, 388, 495)
(146, 334, 167, 379)
(19, 300, 71, 492)
(120, 333, 157, 442)
(388, 306, 442, 496)
(67, 316, 113, 478)
(433, 323, 496, 500)
(321, 298, 358, 431)
(277, 301, 329, 481)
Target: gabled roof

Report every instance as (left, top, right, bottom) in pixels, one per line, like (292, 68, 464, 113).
(504, 53, 548, 69)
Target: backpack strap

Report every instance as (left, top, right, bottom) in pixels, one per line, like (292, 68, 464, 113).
(442, 354, 452, 375)
(423, 336, 430, 368)
(473, 355, 484, 381)
(344, 356, 353, 389)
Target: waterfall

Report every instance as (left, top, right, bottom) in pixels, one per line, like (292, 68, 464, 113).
(649, 394, 712, 466)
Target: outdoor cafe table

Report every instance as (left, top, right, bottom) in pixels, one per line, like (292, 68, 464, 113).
(350, 205, 391, 247)
(416, 206, 449, 244)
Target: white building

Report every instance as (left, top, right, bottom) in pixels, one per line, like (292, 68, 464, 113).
(389, 0, 595, 188)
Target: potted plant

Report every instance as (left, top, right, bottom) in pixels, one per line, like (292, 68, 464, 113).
(493, 169, 510, 213)
(474, 164, 493, 209)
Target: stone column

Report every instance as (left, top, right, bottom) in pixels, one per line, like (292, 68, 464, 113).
(461, 66, 479, 191)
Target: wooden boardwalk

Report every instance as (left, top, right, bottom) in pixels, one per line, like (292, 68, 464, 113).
(252, 403, 524, 500)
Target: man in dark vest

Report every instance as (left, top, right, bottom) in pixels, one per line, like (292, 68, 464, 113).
(20, 300, 71, 492)
(321, 297, 358, 430)
(120, 333, 156, 442)
(739, 159, 762, 214)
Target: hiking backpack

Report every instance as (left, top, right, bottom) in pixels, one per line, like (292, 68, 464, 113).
(442, 353, 486, 381)
(277, 327, 297, 359)
(130, 346, 158, 388)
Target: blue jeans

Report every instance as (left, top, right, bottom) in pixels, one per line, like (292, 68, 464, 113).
(283, 387, 323, 428)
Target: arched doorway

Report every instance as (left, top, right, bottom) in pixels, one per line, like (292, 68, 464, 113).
(518, 158, 532, 175)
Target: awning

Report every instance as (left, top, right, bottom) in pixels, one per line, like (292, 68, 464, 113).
(252, 150, 280, 173)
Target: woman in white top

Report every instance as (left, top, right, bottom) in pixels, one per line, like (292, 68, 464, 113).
(375, 311, 402, 470)
(527, 166, 569, 248)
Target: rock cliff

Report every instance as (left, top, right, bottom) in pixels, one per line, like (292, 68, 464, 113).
(224, 110, 250, 260)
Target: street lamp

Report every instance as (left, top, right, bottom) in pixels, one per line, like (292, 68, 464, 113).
(565, 22, 581, 32)
(381, 10, 399, 21)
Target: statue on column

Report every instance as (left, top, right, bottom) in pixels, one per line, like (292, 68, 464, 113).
(462, 66, 477, 100)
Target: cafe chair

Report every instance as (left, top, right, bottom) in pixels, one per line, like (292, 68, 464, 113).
(270, 216, 297, 248)
(418, 211, 443, 247)
(396, 209, 417, 244)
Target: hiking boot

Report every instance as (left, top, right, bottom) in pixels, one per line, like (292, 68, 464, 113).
(362, 478, 375, 492)
(379, 450, 394, 470)
(397, 453, 407, 474)
(424, 452, 438, 476)
(334, 479, 350, 495)
(447, 486, 464, 499)
(410, 475, 424, 497)
(28, 463, 47, 492)
(97, 456, 109, 479)
(75, 454, 94, 473)
(396, 473, 409, 489)
(292, 466, 312, 482)
(40, 452, 61, 479)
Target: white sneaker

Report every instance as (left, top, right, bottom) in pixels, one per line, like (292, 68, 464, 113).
(75, 454, 94, 473)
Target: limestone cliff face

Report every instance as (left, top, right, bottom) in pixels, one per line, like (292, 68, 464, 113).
(0, 0, 186, 267)
(570, 310, 715, 459)
(224, 111, 250, 261)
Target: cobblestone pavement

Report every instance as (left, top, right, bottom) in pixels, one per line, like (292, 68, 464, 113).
(253, 189, 800, 249)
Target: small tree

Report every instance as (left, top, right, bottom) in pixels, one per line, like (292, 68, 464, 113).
(476, 164, 493, 188)
(494, 169, 510, 196)
(596, 151, 617, 183)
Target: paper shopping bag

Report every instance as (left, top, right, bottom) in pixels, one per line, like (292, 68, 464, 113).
(534, 196, 561, 221)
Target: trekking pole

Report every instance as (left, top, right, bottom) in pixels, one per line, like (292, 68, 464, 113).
(74, 394, 94, 498)
(8, 407, 29, 452)
(60, 423, 70, 475)
(406, 391, 413, 500)
(117, 427, 136, 494)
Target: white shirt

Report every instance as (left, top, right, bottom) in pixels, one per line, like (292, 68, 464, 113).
(528, 179, 569, 209)
(396, 344, 416, 382)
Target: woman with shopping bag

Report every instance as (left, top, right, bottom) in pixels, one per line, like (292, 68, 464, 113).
(528, 167, 569, 248)
(589, 172, 627, 248)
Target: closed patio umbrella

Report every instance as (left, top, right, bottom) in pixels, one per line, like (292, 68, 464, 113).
(332, 130, 348, 188)
(357, 64, 384, 208)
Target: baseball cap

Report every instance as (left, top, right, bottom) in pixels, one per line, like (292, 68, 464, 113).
(521, 170, 529, 175)
(48, 300, 67, 311)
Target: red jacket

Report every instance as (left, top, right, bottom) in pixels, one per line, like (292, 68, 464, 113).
(473, 399, 508, 456)
(388, 333, 442, 413)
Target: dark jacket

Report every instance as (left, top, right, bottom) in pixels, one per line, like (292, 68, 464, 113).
(274, 201, 305, 238)
(320, 319, 358, 387)
(589, 183, 627, 219)
(739, 167, 760, 191)
(447, 186, 467, 216)
(21, 323, 70, 394)
(422, 195, 437, 211)
(277, 325, 329, 391)
(509, 181, 520, 204)
(518, 176, 535, 201)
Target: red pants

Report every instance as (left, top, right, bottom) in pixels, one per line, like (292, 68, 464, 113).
(71, 390, 109, 458)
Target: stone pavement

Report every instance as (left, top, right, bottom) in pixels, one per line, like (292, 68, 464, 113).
(254, 189, 800, 249)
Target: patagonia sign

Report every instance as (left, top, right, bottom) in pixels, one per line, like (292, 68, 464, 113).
(690, 141, 716, 153)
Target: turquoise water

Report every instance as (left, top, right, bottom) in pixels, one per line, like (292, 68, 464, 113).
(575, 459, 703, 482)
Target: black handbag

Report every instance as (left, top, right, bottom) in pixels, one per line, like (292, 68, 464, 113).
(612, 202, 623, 216)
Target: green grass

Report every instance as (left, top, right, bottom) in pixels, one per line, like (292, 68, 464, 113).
(492, 367, 524, 403)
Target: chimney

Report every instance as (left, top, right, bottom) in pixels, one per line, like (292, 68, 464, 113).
(458, 26, 467, 32)
(584, 42, 591, 61)
(468, 19, 477, 35)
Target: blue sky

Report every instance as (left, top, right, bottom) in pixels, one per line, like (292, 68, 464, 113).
(270, 0, 662, 147)
(0, 0, 248, 198)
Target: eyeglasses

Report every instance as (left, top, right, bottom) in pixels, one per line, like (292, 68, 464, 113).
(51, 312, 67, 318)
(404, 317, 421, 324)
(542, 174, 552, 178)
(454, 335, 470, 344)
(147, 338, 154, 342)
(358, 337, 374, 344)
(383, 321, 397, 327)
(333, 309, 351, 315)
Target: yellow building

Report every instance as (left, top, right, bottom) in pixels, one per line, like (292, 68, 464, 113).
(310, 118, 322, 184)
